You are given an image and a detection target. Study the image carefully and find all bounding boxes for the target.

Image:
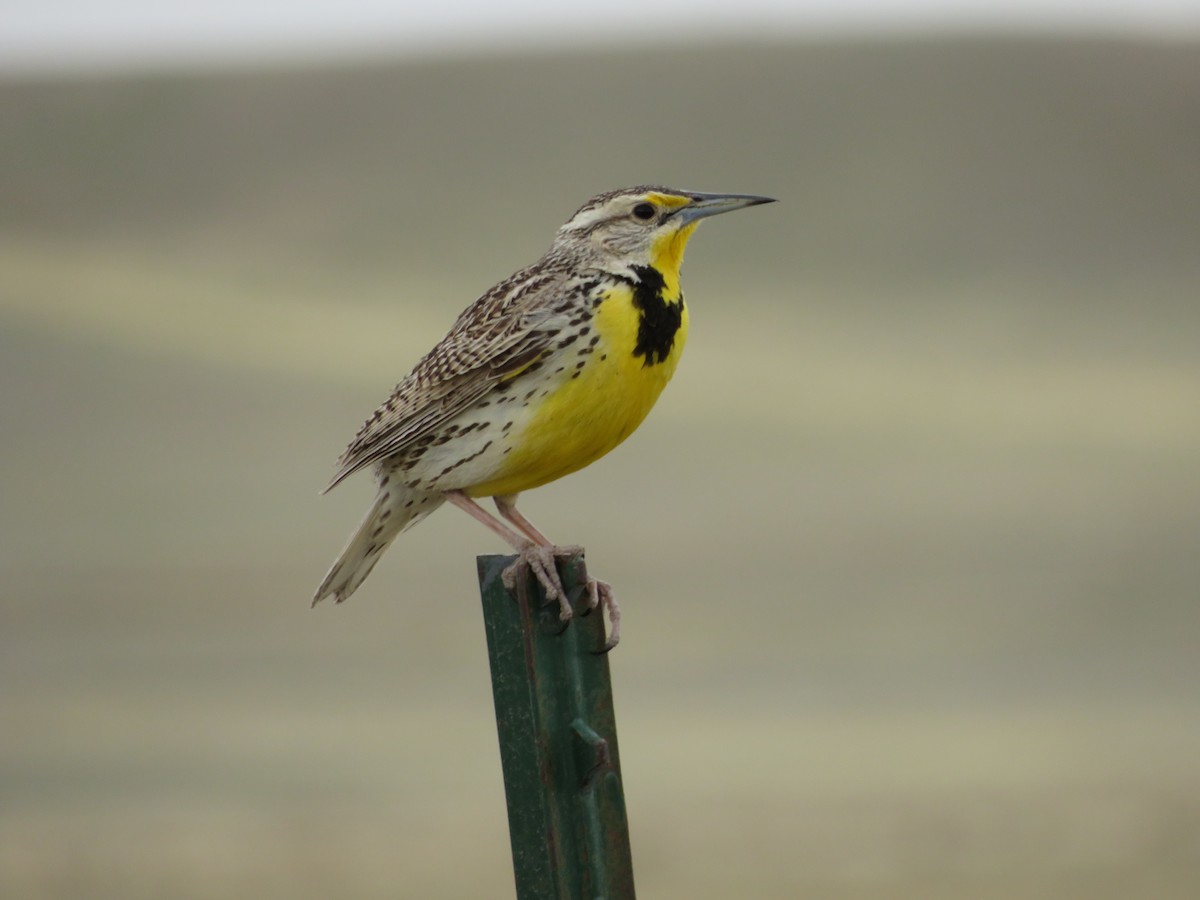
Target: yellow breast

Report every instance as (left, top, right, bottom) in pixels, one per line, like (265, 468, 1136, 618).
(467, 282, 688, 498)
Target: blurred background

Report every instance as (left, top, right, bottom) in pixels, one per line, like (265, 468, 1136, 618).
(2, 2, 1199, 897)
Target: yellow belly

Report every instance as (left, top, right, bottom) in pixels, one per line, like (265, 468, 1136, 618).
(467, 283, 688, 497)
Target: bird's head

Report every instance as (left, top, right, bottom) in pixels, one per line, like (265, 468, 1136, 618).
(552, 186, 774, 276)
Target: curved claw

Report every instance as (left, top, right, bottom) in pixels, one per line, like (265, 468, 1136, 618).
(587, 577, 619, 652)
(502, 543, 574, 622)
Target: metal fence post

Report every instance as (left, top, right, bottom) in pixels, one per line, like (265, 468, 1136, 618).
(477, 552, 636, 900)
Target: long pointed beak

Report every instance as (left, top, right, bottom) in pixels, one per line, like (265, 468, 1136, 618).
(672, 191, 776, 226)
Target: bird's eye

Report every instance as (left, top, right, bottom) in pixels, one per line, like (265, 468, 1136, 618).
(632, 202, 656, 221)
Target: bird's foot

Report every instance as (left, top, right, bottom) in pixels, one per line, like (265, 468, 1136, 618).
(546, 546, 619, 649)
(500, 544, 619, 650)
(501, 542, 573, 622)
(586, 576, 620, 652)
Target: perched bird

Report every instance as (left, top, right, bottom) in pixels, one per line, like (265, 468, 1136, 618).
(314, 185, 774, 648)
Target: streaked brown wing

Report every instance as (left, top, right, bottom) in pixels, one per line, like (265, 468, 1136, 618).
(323, 266, 567, 492)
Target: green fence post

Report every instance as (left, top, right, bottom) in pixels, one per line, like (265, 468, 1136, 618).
(477, 552, 636, 900)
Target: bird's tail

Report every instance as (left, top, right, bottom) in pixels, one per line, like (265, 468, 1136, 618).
(312, 484, 444, 606)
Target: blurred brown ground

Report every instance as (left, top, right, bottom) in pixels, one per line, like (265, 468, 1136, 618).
(2, 37, 1199, 898)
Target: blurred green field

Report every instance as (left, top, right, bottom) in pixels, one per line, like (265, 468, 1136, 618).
(2, 37, 1199, 898)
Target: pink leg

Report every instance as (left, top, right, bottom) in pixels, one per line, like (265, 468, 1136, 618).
(493, 493, 620, 652)
(494, 494, 555, 547)
(445, 490, 528, 549)
(445, 491, 573, 622)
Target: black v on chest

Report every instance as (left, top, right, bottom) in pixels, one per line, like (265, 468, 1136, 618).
(628, 264, 684, 367)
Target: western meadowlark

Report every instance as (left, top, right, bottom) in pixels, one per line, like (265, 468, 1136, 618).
(314, 185, 774, 648)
